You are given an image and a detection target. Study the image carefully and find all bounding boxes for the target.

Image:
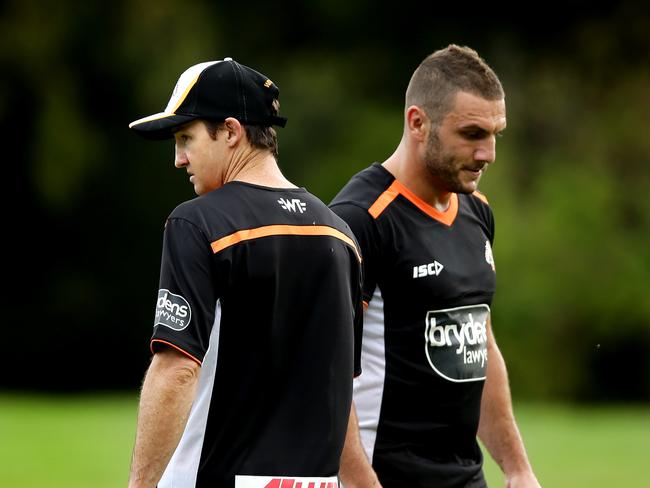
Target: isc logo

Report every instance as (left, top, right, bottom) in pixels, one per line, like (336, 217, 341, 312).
(278, 198, 307, 213)
(413, 261, 444, 278)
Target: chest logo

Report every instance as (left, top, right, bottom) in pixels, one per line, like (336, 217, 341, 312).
(424, 304, 489, 382)
(413, 261, 444, 278)
(278, 197, 307, 213)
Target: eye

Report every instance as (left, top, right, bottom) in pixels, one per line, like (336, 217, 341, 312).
(463, 130, 484, 140)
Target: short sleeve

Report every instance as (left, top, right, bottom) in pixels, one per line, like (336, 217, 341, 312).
(151, 217, 218, 364)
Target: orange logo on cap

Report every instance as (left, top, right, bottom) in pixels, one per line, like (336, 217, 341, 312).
(264, 79, 273, 88)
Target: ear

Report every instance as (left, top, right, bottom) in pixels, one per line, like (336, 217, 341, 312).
(405, 105, 430, 143)
(223, 117, 244, 147)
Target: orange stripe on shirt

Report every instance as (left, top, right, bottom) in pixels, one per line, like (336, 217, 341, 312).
(150, 339, 202, 366)
(368, 179, 458, 226)
(392, 180, 458, 226)
(210, 224, 362, 263)
(472, 190, 489, 205)
(368, 181, 400, 218)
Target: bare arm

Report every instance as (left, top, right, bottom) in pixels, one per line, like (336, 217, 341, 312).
(128, 347, 201, 488)
(478, 318, 541, 488)
(339, 403, 383, 488)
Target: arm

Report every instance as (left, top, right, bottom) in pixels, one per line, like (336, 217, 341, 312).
(339, 403, 383, 488)
(128, 347, 201, 488)
(478, 318, 541, 488)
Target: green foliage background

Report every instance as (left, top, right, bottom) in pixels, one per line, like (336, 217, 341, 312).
(1, 1, 649, 401)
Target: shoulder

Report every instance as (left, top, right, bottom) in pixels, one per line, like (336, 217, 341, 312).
(458, 190, 495, 239)
(471, 190, 489, 206)
(330, 167, 397, 255)
(330, 163, 394, 212)
(165, 188, 238, 242)
(460, 190, 493, 216)
(168, 189, 225, 220)
(299, 190, 359, 245)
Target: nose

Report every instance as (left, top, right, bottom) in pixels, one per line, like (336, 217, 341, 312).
(175, 144, 188, 168)
(474, 136, 496, 165)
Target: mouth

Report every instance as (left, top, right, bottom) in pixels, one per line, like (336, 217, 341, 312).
(464, 167, 482, 177)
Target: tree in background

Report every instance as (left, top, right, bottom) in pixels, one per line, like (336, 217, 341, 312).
(1, 0, 648, 401)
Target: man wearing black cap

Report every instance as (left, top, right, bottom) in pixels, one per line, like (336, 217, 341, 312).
(127, 58, 363, 488)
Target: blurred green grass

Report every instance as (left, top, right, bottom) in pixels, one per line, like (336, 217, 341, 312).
(0, 395, 648, 487)
(481, 403, 650, 487)
(0, 394, 137, 488)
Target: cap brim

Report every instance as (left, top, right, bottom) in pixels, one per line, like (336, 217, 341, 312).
(129, 112, 198, 140)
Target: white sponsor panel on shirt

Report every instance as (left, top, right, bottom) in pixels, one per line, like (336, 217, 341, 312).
(424, 304, 490, 383)
(154, 289, 192, 331)
(235, 475, 339, 488)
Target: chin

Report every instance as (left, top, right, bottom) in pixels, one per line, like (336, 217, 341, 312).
(451, 181, 477, 194)
(460, 177, 481, 194)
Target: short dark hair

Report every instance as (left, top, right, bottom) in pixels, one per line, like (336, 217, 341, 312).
(406, 45, 504, 126)
(203, 99, 280, 159)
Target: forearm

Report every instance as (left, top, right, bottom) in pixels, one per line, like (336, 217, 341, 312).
(128, 348, 200, 488)
(339, 403, 382, 488)
(478, 322, 539, 486)
(478, 346, 530, 475)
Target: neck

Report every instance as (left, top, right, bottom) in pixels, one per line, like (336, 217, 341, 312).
(225, 149, 296, 188)
(382, 139, 453, 212)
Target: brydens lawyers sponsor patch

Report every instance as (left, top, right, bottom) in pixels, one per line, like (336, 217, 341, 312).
(154, 289, 192, 331)
(424, 304, 490, 383)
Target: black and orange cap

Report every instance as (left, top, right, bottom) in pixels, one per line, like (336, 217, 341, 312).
(129, 58, 287, 140)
